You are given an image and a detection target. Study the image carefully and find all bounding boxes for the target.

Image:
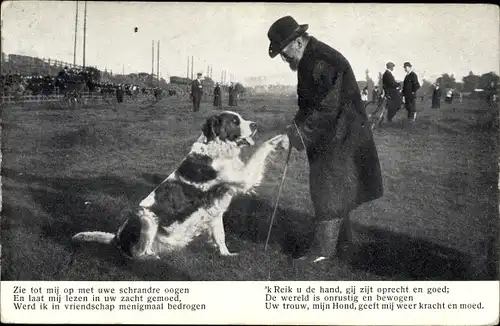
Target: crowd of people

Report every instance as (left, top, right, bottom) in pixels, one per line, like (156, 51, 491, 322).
(359, 61, 499, 123)
(0, 66, 164, 103)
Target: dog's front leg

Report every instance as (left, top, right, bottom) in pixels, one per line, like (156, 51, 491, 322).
(210, 215, 237, 256)
(130, 210, 160, 260)
(242, 134, 286, 191)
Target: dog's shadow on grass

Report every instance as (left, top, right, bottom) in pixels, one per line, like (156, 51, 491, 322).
(2, 168, 191, 281)
(224, 196, 498, 280)
(3, 167, 496, 281)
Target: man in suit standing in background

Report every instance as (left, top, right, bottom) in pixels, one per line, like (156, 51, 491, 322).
(213, 82, 222, 108)
(382, 62, 401, 123)
(402, 62, 420, 121)
(191, 72, 203, 112)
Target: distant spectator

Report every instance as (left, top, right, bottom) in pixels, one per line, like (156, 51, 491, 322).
(402, 62, 420, 122)
(382, 62, 401, 122)
(191, 72, 203, 112)
(485, 81, 497, 106)
(228, 82, 237, 106)
(361, 86, 368, 104)
(445, 89, 453, 104)
(431, 82, 442, 109)
(116, 84, 124, 103)
(213, 82, 222, 107)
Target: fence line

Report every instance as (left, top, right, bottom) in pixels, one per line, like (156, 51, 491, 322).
(0, 92, 154, 104)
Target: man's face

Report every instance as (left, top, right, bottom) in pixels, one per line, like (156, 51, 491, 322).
(280, 39, 303, 72)
(404, 66, 411, 73)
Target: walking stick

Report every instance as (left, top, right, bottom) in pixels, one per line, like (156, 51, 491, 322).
(264, 121, 307, 253)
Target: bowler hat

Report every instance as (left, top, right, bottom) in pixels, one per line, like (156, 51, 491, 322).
(267, 16, 309, 58)
(386, 62, 395, 69)
(403, 62, 412, 68)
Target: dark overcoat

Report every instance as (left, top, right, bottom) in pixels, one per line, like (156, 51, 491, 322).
(294, 36, 383, 221)
(228, 86, 237, 106)
(191, 79, 203, 111)
(432, 87, 441, 108)
(402, 71, 420, 99)
(213, 85, 222, 107)
(382, 70, 402, 120)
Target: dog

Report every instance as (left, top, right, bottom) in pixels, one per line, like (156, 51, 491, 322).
(72, 111, 288, 259)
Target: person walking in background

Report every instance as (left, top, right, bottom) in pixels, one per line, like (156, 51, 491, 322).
(402, 62, 420, 121)
(213, 82, 222, 107)
(191, 72, 203, 112)
(382, 62, 401, 122)
(445, 88, 453, 104)
(431, 82, 442, 109)
(267, 15, 383, 263)
(361, 86, 368, 105)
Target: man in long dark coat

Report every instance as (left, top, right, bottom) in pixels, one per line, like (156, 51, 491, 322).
(268, 16, 383, 262)
(228, 82, 237, 106)
(402, 62, 420, 121)
(116, 84, 124, 103)
(213, 82, 222, 107)
(191, 73, 203, 112)
(382, 62, 401, 122)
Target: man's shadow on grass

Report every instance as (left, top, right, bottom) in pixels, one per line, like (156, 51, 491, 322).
(224, 196, 498, 281)
(3, 168, 497, 281)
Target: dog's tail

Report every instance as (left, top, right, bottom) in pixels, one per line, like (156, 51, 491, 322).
(52, 232, 116, 279)
(72, 231, 116, 244)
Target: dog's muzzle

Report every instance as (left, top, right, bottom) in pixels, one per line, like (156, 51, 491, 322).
(238, 122, 258, 146)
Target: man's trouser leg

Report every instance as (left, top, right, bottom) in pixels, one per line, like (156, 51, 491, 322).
(193, 96, 199, 112)
(305, 157, 357, 261)
(405, 97, 416, 120)
(196, 96, 202, 111)
(313, 216, 348, 259)
(386, 97, 398, 122)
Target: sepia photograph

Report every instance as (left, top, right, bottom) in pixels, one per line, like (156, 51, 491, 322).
(0, 2, 498, 282)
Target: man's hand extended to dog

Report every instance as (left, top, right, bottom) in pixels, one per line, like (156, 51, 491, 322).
(285, 124, 305, 151)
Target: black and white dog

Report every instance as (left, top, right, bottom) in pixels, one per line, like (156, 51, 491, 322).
(72, 111, 288, 259)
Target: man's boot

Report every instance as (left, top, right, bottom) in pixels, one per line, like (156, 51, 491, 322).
(306, 219, 344, 263)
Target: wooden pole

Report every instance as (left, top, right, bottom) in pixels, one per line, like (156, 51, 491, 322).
(187, 56, 190, 80)
(73, 1, 79, 65)
(151, 40, 154, 77)
(82, 1, 87, 68)
(191, 56, 194, 80)
(157, 40, 160, 86)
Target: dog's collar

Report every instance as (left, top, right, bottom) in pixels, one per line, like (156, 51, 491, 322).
(191, 138, 241, 159)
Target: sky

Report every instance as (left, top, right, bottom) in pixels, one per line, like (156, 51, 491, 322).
(1, 2, 499, 86)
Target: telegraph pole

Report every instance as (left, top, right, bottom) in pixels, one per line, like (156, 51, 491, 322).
(151, 41, 154, 77)
(82, 1, 87, 68)
(73, 1, 79, 66)
(191, 56, 194, 80)
(157, 40, 160, 86)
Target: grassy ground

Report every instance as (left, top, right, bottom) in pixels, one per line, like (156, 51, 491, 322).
(1, 94, 498, 281)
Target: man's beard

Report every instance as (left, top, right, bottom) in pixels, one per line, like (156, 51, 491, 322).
(287, 58, 300, 72)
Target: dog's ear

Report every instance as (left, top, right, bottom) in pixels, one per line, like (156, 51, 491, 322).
(202, 115, 221, 142)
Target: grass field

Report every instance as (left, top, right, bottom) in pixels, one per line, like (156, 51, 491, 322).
(1, 94, 498, 281)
